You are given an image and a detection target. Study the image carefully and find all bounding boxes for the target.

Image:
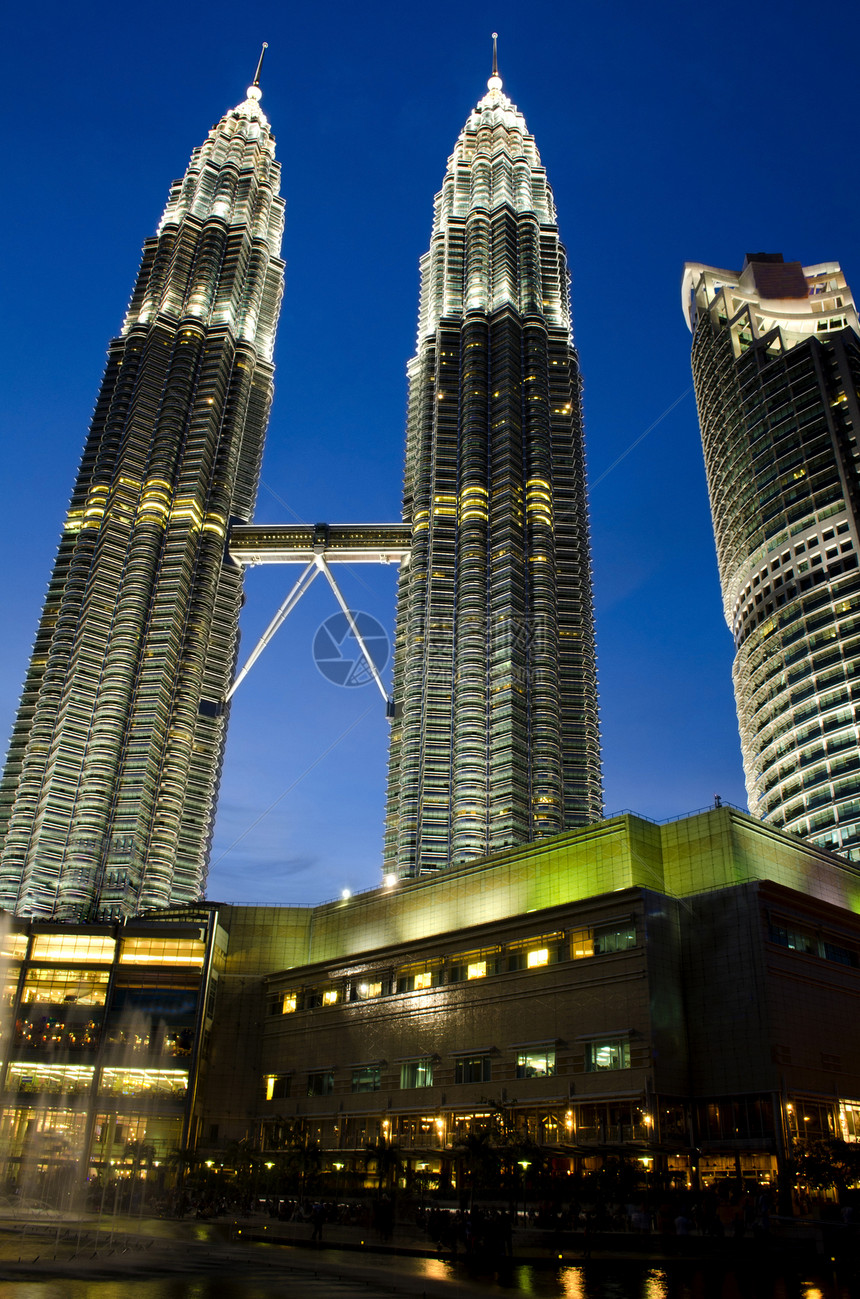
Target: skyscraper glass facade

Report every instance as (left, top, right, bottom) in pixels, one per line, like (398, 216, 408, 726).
(384, 66, 602, 876)
(0, 80, 284, 920)
(684, 254, 860, 859)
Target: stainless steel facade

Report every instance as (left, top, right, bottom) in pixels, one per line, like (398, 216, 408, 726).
(0, 80, 284, 920)
(684, 254, 860, 860)
(384, 66, 602, 877)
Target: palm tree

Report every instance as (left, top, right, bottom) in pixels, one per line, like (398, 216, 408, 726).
(167, 1146, 199, 1195)
(363, 1139, 403, 1198)
(453, 1130, 501, 1208)
(123, 1139, 156, 1211)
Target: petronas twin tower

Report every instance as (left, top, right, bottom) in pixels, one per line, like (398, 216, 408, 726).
(384, 61, 600, 874)
(0, 49, 601, 920)
(0, 71, 285, 920)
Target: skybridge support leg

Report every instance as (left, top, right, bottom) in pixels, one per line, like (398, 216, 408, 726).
(316, 554, 392, 709)
(226, 560, 320, 701)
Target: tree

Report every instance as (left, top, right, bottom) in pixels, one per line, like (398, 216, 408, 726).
(453, 1130, 501, 1207)
(792, 1139, 860, 1198)
(364, 1140, 403, 1197)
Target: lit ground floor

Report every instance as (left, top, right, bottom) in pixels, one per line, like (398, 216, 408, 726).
(239, 1090, 860, 1200)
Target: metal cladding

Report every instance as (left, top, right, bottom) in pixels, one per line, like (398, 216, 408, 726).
(0, 83, 285, 920)
(684, 255, 860, 861)
(384, 71, 602, 877)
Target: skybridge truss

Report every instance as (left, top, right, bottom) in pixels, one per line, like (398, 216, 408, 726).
(226, 522, 410, 711)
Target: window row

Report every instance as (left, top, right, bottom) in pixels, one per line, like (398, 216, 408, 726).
(264, 1037, 632, 1099)
(1, 933, 205, 967)
(268, 924, 637, 1015)
(768, 921, 858, 966)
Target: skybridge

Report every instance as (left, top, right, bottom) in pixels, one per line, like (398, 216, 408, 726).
(228, 522, 411, 566)
(226, 522, 411, 712)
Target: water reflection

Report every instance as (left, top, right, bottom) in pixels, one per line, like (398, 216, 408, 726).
(0, 1264, 854, 1299)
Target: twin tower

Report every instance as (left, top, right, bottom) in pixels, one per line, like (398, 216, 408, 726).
(0, 55, 602, 920)
(6, 53, 859, 922)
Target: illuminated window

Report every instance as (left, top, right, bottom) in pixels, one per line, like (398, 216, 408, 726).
(352, 1065, 382, 1093)
(355, 981, 382, 1000)
(1, 933, 28, 961)
(265, 1074, 291, 1101)
(396, 965, 436, 993)
(449, 949, 501, 982)
(593, 925, 636, 955)
(31, 935, 115, 964)
(571, 931, 594, 959)
(508, 933, 563, 970)
(839, 1102, 860, 1142)
(21, 968, 110, 1006)
(516, 1049, 556, 1079)
(119, 938, 204, 966)
(282, 994, 298, 1014)
(322, 989, 339, 1006)
(400, 1058, 435, 1089)
(454, 1055, 491, 1084)
(307, 1071, 334, 1097)
(585, 1039, 631, 1072)
(6, 1063, 94, 1095)
(99, 1068, 188, 1097)
(571, 925, 636, 959)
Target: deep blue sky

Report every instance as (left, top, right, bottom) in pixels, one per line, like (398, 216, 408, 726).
(3, 1, 859, 905)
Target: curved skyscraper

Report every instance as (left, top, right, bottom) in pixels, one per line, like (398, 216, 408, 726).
(385, 52, 602, 877)
(684, 253, 860, 860)
(0, 66, 285, 920)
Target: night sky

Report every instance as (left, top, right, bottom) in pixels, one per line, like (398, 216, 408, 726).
(4, 1, 859, 906)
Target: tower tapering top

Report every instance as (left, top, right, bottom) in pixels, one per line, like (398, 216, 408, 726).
(247, 42, 268, 102)
(487, 32, 502, 92)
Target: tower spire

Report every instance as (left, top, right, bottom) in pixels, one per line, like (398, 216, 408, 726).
(253, 42, 268, 88)
(487, 32, 503, 93)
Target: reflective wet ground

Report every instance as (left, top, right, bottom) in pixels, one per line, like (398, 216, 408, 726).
(0, 1262, 855, 1299)
(0, 1215, 855, 1299)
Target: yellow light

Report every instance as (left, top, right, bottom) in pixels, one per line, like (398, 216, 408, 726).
(527, 948, 549, 968)
(466, 961, 487, 979)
